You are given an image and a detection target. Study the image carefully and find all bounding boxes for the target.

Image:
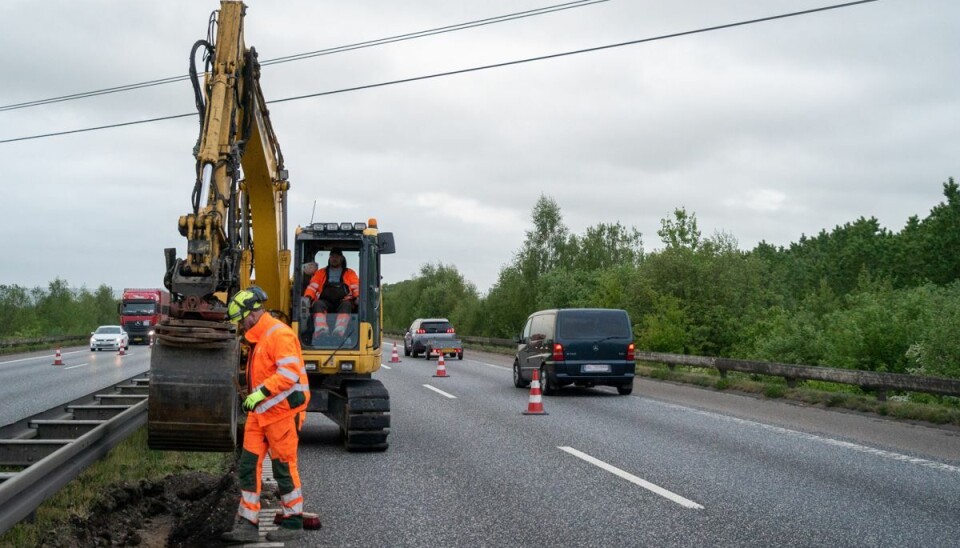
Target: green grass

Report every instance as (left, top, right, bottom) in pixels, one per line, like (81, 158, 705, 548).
(0, 428, 231, 548)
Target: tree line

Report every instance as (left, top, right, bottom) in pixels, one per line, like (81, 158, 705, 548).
(0, 279, 117, 339)
(384, 178, 960, 380)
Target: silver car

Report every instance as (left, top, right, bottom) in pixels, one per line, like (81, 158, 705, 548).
(90, 325, 130, 351)
(403, 318, 460, 358)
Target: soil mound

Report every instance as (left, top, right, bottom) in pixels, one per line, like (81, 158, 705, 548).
(40, 469, 240, 547)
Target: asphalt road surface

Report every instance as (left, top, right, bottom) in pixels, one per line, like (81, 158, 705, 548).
(0, 345, 150, 428)
(5, 343, 958, 546)
(284, 343, 960, 547)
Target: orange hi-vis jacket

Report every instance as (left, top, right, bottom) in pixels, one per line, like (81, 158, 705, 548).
(304, 267, 360, 302)
(243, 313, 310, 426)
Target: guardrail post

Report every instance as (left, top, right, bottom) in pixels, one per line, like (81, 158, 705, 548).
(785, 377, 797, 388)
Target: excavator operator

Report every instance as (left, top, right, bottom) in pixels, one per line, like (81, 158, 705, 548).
(302, 248, 359, 344)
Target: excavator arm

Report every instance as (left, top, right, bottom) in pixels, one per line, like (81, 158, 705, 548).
(149, 0, 290, 451)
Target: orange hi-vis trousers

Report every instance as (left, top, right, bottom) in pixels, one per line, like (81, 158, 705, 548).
(236, 414, 304, 524)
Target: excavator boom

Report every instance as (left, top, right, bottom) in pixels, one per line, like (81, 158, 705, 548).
(149, 1, 289, 451)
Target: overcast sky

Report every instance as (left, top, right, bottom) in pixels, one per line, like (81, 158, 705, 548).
(1, 0, 956, 295)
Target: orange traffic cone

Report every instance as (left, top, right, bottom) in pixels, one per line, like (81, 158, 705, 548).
(118, 344, 126, 356)
(522, 368, 548, 415)
(432, 351, 448, 378)
(390, 342, 400, 363)
(52, 347, 64, 366)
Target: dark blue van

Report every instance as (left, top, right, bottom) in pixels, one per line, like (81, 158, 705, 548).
(513, 308, 635, 395)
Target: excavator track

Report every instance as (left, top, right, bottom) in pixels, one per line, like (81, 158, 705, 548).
(325, 379, 390, 452)
(148, 320, 239, 452)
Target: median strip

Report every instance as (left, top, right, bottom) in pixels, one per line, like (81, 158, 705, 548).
(558, 446, 704, 510)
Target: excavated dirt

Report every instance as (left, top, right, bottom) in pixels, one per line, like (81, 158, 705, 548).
(39, 468, 259, 547)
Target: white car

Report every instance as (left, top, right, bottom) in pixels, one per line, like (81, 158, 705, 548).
(90, 325, 130, 351)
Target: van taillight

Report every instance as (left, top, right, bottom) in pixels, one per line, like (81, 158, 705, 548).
(627, 342, 635, 361)
(416, 329, 425, 334)
(552, 343, 564, 362)
(447, 328, 455, 333)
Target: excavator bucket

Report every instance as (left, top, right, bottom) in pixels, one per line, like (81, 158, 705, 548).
(148, 339, 239, 452)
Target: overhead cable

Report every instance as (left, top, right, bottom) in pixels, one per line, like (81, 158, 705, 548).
(0, 0, 879, 144)
(0, 0, 608, 112)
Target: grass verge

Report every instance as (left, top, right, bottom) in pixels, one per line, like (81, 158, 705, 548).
(0, 427, 231, 547)
(636, 362, 960, 427)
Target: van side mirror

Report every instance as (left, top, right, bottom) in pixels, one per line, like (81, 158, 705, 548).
(514, 334, 523, 344)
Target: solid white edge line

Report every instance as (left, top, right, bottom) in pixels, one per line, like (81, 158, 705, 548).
(380, 364, 392, 370)
(651, 400, 960, 475)
(559, 446, 704, 510)
(0, 349, 90, 365)
(423, 384, 457, 399)
(63, 363, 89, 370)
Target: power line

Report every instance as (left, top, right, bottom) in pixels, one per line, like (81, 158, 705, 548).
(0, 0, 879, 145)
(0, 0, 608, 112)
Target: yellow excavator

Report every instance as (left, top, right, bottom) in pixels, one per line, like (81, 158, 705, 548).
(148, 0, 395, 453)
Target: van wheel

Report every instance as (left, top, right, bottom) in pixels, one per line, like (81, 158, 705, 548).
(540, 365, 555, 396)
(617, 383, 633, 396)
(425, 347, 432, 360)
(403, 345, 411, 357)
(513, 362, 529, 388)
(457, 351, 463, 360)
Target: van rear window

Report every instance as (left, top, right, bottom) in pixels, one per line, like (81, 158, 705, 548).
(558, 311, 630, 339)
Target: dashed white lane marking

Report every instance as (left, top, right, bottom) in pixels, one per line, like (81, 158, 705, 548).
(63, 363, 89, 370)
(380, 364, 392, 370)
(559, 446, 704, 510)
(477, 361, 510, 370)
(651, 400, 960, 474)
(423, 384, 457, 399)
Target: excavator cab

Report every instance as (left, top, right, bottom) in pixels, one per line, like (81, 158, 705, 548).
(297, 245, 362, 349)
(293, 220, 397, 451)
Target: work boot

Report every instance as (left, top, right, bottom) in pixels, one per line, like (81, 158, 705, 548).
(221, 517, 260, 543)
(266, 517, 304, 542)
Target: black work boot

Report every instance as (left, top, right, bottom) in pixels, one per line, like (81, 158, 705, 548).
(266, 517, 304, 541)
(221, 517, 260, 543)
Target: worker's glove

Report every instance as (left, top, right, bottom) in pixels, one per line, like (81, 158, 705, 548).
(243, 389, 267, 411)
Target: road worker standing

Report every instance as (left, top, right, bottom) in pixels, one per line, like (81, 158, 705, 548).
(221, 287, 311, 544)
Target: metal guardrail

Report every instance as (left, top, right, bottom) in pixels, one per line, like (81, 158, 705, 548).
(635, 351, 960, 398)
(385, 329, 960, 398)
(0, 334, 88, 349)
(0, 376, 149, 534)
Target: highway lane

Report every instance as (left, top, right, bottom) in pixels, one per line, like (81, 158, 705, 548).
(289, 344, 960, 547)
(0, 345, 150, 427)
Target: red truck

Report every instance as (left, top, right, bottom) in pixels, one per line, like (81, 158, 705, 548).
(118, 288, 170, 344)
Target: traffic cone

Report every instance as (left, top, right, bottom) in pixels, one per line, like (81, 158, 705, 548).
(118, 344, 126, 356)
(390, 342, 400, 363)
(522, 368, 548, 415)
(52, 347, 64, 366)
(432, 351, 448, 378)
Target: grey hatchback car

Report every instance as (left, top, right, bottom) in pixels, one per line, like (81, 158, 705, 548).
(513, 308, 635, 395)
(403, 318, 461, 358)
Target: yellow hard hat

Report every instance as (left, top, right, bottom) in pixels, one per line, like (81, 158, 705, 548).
(226, 286, 267, 323)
